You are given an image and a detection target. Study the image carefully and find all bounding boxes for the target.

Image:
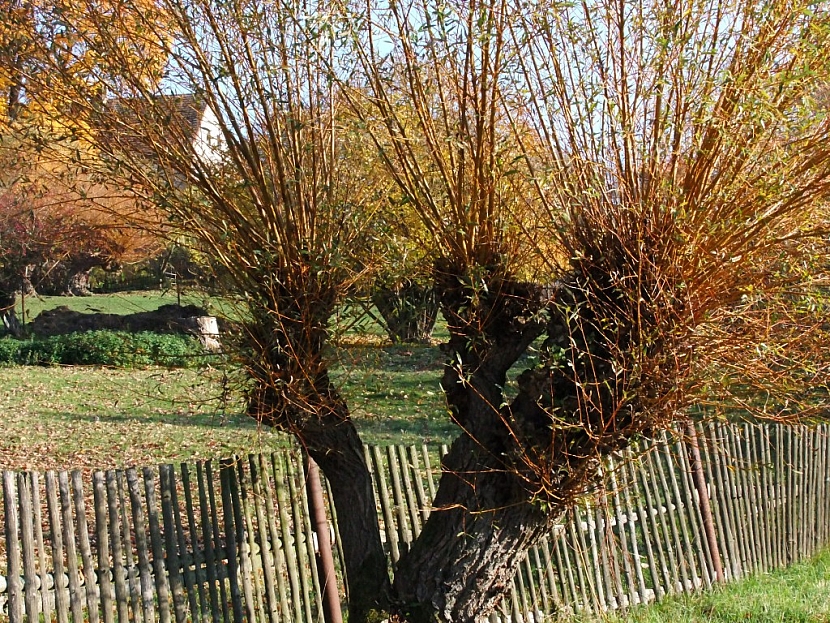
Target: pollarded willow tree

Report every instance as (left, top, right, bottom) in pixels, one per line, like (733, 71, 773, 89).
(29, 0, 391, 618)
(33, 0, 830, 620)
(335, 0, 830, 619)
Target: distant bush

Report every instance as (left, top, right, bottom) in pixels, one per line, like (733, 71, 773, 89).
(0, 331, 212, 368)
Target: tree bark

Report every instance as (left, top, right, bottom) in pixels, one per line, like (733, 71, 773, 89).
(65, 268, 94, 296)
(391, 433, 555, 622)
(387, 269, 558, 622)
(298, 407, 391, 622)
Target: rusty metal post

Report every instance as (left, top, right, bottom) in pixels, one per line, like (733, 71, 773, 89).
(686, 420, 725, 583)
(305, 455, 344, 623)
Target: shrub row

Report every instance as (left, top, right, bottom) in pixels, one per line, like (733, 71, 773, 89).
(0, 331, 212, 368)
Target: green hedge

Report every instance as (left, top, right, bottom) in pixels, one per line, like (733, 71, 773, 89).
(0, 331, 211, 368)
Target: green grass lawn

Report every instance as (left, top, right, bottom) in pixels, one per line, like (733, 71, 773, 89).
(575, 549, 830, 623)
(0, 343, 455, 472)
(1, 291, 457, 471)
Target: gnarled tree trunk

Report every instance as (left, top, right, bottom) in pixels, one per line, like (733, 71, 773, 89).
(387, 267, 556, 621)
(387, 263, 643, 622)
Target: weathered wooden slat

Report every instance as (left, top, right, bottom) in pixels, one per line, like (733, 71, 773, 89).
(572, 504, 601, 612)
(370, 445, 400, 564)
(603, 498, 625, 608)
(641, 447, 680, 593)
(750, 426, 775, 572)
(71, 470, 101, 622)
(236, 459, 267, 623)
(593, 502, 615, 609)
(531, 542, 552, 615)
(46, 471, 70, 623)
(288, 454, 321, 623)
(822, 425, 830, 547)
(58, 470, 85, 622)
(552, 528, 576, 609)
(788, 426, 799, 561)
(249, 455, 280, 623)
(420, 443, 437, 502)
(808, 428, 819, 556)
(799, 426, 808, 555)
(396, 445, 422, 539)
(815, 426, 824, 547)
(564, 511, 591, 612)
(607, 458, 640, 605)
(759, 427, 776, 570)
(143, 467, 172, 622)
(521, 548, 542, 616)
(105, 471, 129, 623)
(207, 461, 232, 622)
(407, 445, 430, 525)
(744, 428, 766, 573)
(273, 452, 303, 623)
(92, 471, 114, 623)
(117, 470, 143, 623)
(174, 464, 201, 621)
(623, 454, 657, 603)
(219, 459, 245, 623)
(631, 450, 668, 599)
(5, 472, 24, 621)
(31, 472, 52, 623)
(159, 465, 188, 623)
(712, 425, 752, 578)
(703, 424, 741, 580)
(617, 456, 649, 605)
(18, 472, 41, 620)
(656, 438, 695, 592)
(675, 439, 712, 588)
(126, 467, 156, 622)
(798, 427, 808, 559)
(823, 424, 830, 546)
(258, 453, 291, 623)
(196, 462, 223, 623)
(513, 555, 532, 617)
(761, 427, 781, 570)
(321, 473, 348, 604)
(385, 445, 411, 552)
(731, 428, 759, 574)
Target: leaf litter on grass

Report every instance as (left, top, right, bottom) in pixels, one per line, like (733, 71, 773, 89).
(0, 366, 288, 473)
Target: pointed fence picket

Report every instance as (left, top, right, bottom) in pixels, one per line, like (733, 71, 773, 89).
(0, 423, 829, 621)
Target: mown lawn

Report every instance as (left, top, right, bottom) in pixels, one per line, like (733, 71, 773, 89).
(575, 549, 830, 623)
(0, 346, 456, 472)
(1, 288, 458, 472)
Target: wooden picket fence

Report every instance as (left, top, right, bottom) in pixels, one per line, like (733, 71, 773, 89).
(1, 422, 829, 622)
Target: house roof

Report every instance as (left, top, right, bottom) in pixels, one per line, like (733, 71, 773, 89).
(101, 93, 210, 160)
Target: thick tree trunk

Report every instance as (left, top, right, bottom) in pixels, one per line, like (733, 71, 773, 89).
(0, 292, 22, 337)
(251, 379, 390, 622)
(65, 268, 93, 296)
(391, 433, 555, 622)
(386, 269, 557, 622)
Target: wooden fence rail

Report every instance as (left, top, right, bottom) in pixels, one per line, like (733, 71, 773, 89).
(1, 422, 828, 622)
